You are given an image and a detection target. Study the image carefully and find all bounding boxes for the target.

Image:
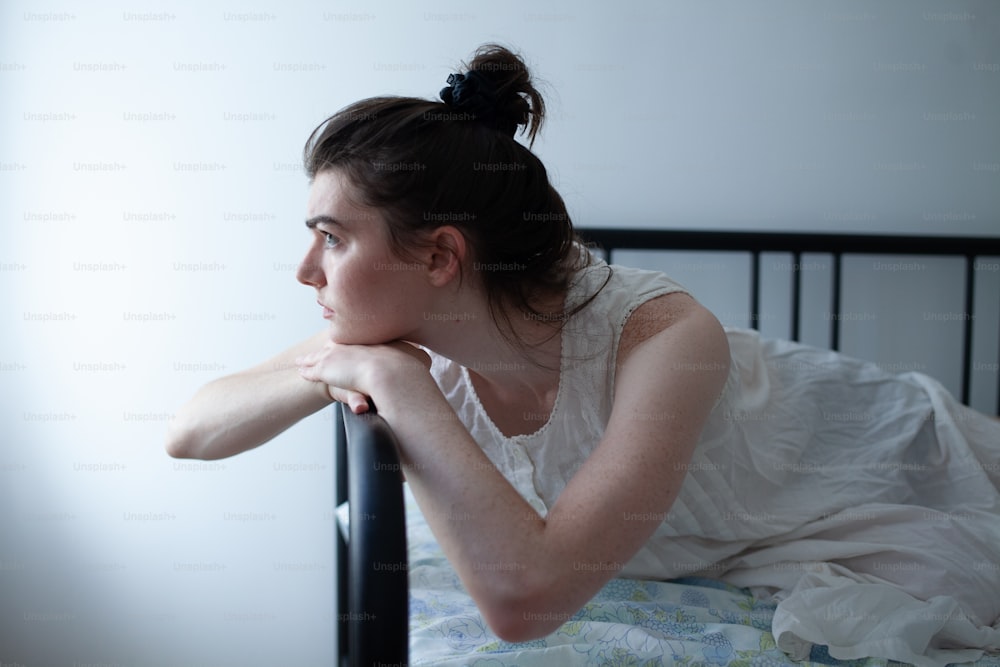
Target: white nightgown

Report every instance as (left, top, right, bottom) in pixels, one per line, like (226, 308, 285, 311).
(426, 253, 1000, 667)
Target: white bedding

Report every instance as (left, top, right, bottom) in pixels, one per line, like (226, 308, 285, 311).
(653, 332, 1000, 666)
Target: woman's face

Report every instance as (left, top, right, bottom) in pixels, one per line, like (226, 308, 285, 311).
(297, 169, 431, 344)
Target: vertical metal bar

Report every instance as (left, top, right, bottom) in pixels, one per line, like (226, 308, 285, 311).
(750, 250, 761, 330)
(334, 404, 349, 665)
(791, 251, 802, 342)
(344, 409, 409, 667)
(831, 253, 842, 351)
(962, 256, 974, 406)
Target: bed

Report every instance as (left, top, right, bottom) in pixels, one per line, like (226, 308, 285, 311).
(334, 227, 1000, 667)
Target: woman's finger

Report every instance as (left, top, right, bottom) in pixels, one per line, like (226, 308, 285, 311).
(345, 390, 371, 414)
(324, 385, 371, 414)
(297, 363, 320, 381)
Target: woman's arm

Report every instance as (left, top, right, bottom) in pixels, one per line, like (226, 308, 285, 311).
(165, 329, 337, 460)
(297, 292, 730, 642)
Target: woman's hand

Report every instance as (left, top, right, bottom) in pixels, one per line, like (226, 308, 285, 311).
(295, 339, 432, 415)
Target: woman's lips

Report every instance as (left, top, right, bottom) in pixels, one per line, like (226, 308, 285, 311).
(318, 301, 334, 319)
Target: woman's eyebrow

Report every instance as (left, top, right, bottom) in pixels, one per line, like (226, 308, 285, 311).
(305, 215, 346, 230)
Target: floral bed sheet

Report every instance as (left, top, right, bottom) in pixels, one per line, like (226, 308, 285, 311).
(403, 487, 1000, 667)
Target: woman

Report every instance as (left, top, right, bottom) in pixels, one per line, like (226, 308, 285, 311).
(167, 45, 1000, 665)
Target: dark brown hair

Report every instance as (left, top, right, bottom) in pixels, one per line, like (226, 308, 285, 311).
(303, 44, 602, 352)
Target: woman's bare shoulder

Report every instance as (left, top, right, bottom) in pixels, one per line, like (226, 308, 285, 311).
(618, 291, 723, 363)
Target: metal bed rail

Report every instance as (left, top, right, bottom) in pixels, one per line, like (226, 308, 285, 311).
(334, 403, 408, 667)
(577, 227, 1000, 413)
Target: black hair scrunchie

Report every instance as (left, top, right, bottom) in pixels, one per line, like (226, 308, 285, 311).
(440, 71, 495, 109)
(439, 71, 516, 137)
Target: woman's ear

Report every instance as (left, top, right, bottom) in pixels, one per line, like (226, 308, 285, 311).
(424, 226, 467, 287)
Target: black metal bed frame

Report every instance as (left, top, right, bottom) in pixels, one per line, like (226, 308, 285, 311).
(583, 228, 1000, 410)
(333, 227, 1000, 666)
(334, 404, 408, 667)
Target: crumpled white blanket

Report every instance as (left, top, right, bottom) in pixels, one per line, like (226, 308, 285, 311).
(687, 337, 1000, 667)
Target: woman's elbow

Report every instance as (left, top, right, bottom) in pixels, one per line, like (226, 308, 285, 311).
(164, 417, 217, 460)
(478, 583, 574, 643)
(483, 606, 566, 644)
(164, 420, 197, 459)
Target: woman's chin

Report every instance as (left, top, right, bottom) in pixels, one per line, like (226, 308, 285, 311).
(326, 325, 399, 347)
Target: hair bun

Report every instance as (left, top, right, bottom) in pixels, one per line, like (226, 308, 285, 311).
(439, 44, 545, 146)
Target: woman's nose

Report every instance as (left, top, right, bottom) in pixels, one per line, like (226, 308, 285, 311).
(296, 245, 325, 287)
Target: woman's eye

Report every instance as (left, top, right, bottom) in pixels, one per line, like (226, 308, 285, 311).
(323, 232, 340, 248)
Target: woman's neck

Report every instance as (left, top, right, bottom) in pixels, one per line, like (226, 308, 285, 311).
(411, 289, 565, 399)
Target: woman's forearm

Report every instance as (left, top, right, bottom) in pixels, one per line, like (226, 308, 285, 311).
(166, 367, 333, 460)
(166, 330, 336, 460)
(295, 341, 620, 641)
(372, 375, 572, 640)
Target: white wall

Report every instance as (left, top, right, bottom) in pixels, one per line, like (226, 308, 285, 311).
(1, 0, 998, 664)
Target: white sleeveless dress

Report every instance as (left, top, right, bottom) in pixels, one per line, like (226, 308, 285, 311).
(426, 254, 1000, 667)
